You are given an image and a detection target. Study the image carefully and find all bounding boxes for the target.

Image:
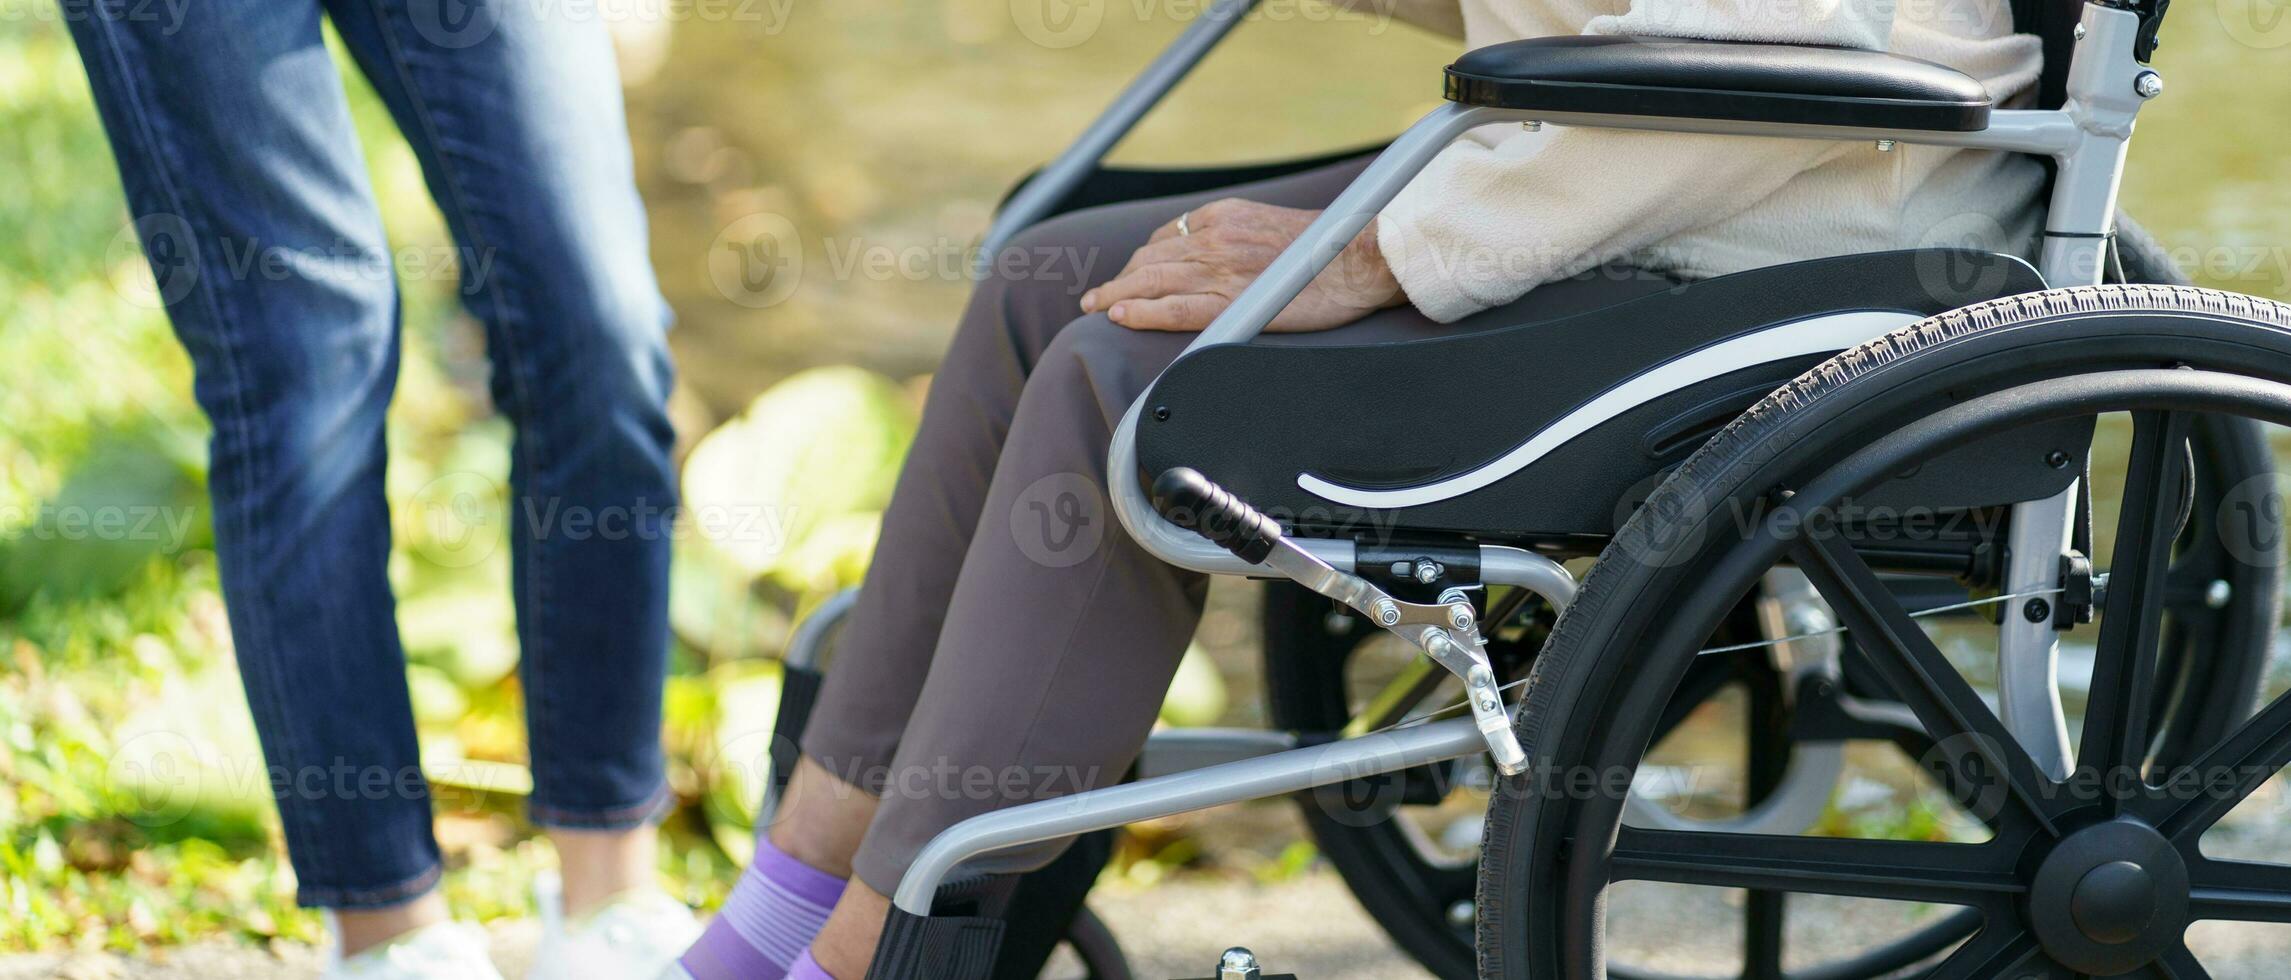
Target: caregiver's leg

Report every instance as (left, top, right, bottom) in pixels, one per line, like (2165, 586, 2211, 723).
(65, 1, 442, 943)
(811, 266, 1681, 976)
(322, 0, 682, 916)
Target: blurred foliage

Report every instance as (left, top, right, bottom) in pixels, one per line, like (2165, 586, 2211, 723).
(2, 0, 2282, 958)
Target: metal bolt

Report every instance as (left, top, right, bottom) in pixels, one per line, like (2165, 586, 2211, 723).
(1875, 139, 1896, 152)
(1449, 605, 1476, 631)
(1218, 947, 1262, 980)
(2206, 579, 2233, 609)
(2023, 597, 2052, 623)
(1448, 899, 1477, 929)
(2046, 449, 2073, 469)
(1414, 559, 1443, 584)
(2074, 23, 2086, 39)
(2135, 71, 2164, 99)
(1152, 405, 1170, 421)
(1373, 598, 1402, 627)
(1522, 120, 1543, 132)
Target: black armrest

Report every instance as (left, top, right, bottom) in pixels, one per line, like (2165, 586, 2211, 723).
(1445, 35, 1993, 132)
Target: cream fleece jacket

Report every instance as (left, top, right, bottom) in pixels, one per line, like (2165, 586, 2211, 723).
(1374, 0, 2048, 321)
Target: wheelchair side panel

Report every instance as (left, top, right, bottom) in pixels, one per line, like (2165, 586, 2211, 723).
(1136, 249, 2076, 543)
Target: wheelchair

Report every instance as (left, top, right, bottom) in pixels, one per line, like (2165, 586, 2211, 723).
(780, 0, 2291, 975)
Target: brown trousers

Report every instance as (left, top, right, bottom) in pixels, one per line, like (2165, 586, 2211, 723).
(800, 155, 1675, 894)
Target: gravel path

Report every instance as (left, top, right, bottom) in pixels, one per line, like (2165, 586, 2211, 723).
(0, 870, 1422, 980)
(12, 872, 2291, 980)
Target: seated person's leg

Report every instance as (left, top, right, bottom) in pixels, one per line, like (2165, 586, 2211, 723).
(679, 156, 1378, 980)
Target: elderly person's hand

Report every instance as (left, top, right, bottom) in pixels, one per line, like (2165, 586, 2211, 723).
(1078, 199, 1404, 333)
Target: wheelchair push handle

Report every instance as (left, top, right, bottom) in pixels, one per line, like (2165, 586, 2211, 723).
(1151, 468, 1283, 565)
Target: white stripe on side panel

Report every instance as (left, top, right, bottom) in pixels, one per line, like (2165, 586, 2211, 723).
(1296, 309, 1924, 509)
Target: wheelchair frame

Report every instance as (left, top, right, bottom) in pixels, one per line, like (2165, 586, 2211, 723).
(892, 0, 2161, 920)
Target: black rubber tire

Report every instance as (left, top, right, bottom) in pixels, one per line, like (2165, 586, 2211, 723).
(1064, 906, 1134, 980)
(1478, 284, 2291, 979)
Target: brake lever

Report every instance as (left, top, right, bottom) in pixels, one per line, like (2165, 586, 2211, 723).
(1151, 468, 1529, 775)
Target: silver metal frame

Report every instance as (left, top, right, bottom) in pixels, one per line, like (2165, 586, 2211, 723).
(973, 0, 1261, 273)
(895, 2, 2161, 914)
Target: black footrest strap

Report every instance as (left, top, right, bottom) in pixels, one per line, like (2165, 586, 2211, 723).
(868, 905, 1008, 980)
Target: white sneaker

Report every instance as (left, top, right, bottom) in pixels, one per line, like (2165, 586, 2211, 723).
(527, 869, 702, 980)
(319, 914, 505, 980)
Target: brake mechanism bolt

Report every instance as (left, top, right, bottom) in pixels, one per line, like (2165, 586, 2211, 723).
(1218, 947, 1262, 980)
(2207, 579, 2232, 609)
(1414, 559, 1443, 584)
(1373, 598, 1402, 626)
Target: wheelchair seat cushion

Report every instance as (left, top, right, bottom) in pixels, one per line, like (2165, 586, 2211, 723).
(1445, 35, 1993, 132)
(1136, 250, 2074, 545)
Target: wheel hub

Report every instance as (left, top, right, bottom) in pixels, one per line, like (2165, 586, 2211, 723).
(2027, 820, 2190, 975)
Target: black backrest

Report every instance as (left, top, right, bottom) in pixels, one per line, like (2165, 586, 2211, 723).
(2013, 0, 2086, 109)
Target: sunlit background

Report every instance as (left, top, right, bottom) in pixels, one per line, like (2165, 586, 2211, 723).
(4, 0, 2291, 973)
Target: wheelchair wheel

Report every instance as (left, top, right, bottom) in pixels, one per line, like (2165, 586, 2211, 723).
(1480, 285, 2291, 979)
(1265, 582, 1957, 980)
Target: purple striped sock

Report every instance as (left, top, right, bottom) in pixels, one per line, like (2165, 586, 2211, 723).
(787, 949, 836, 980)
(678, 836, 847, 980)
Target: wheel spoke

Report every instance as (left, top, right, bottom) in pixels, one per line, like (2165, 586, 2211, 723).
(2146, 943, 2216, 980)
(1744, 890, 1784, 980)
(1919, 920, 2066, 980)
(1610, 827, 2021, 905)
(1791, 531, 2063, 835)
(2080, 410, 2195, 802)
(2189, 857, 2291, 923)
(2138, 688, 2291, 839)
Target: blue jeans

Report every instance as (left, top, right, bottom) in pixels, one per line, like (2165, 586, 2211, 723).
(64, 0, 678, 908)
